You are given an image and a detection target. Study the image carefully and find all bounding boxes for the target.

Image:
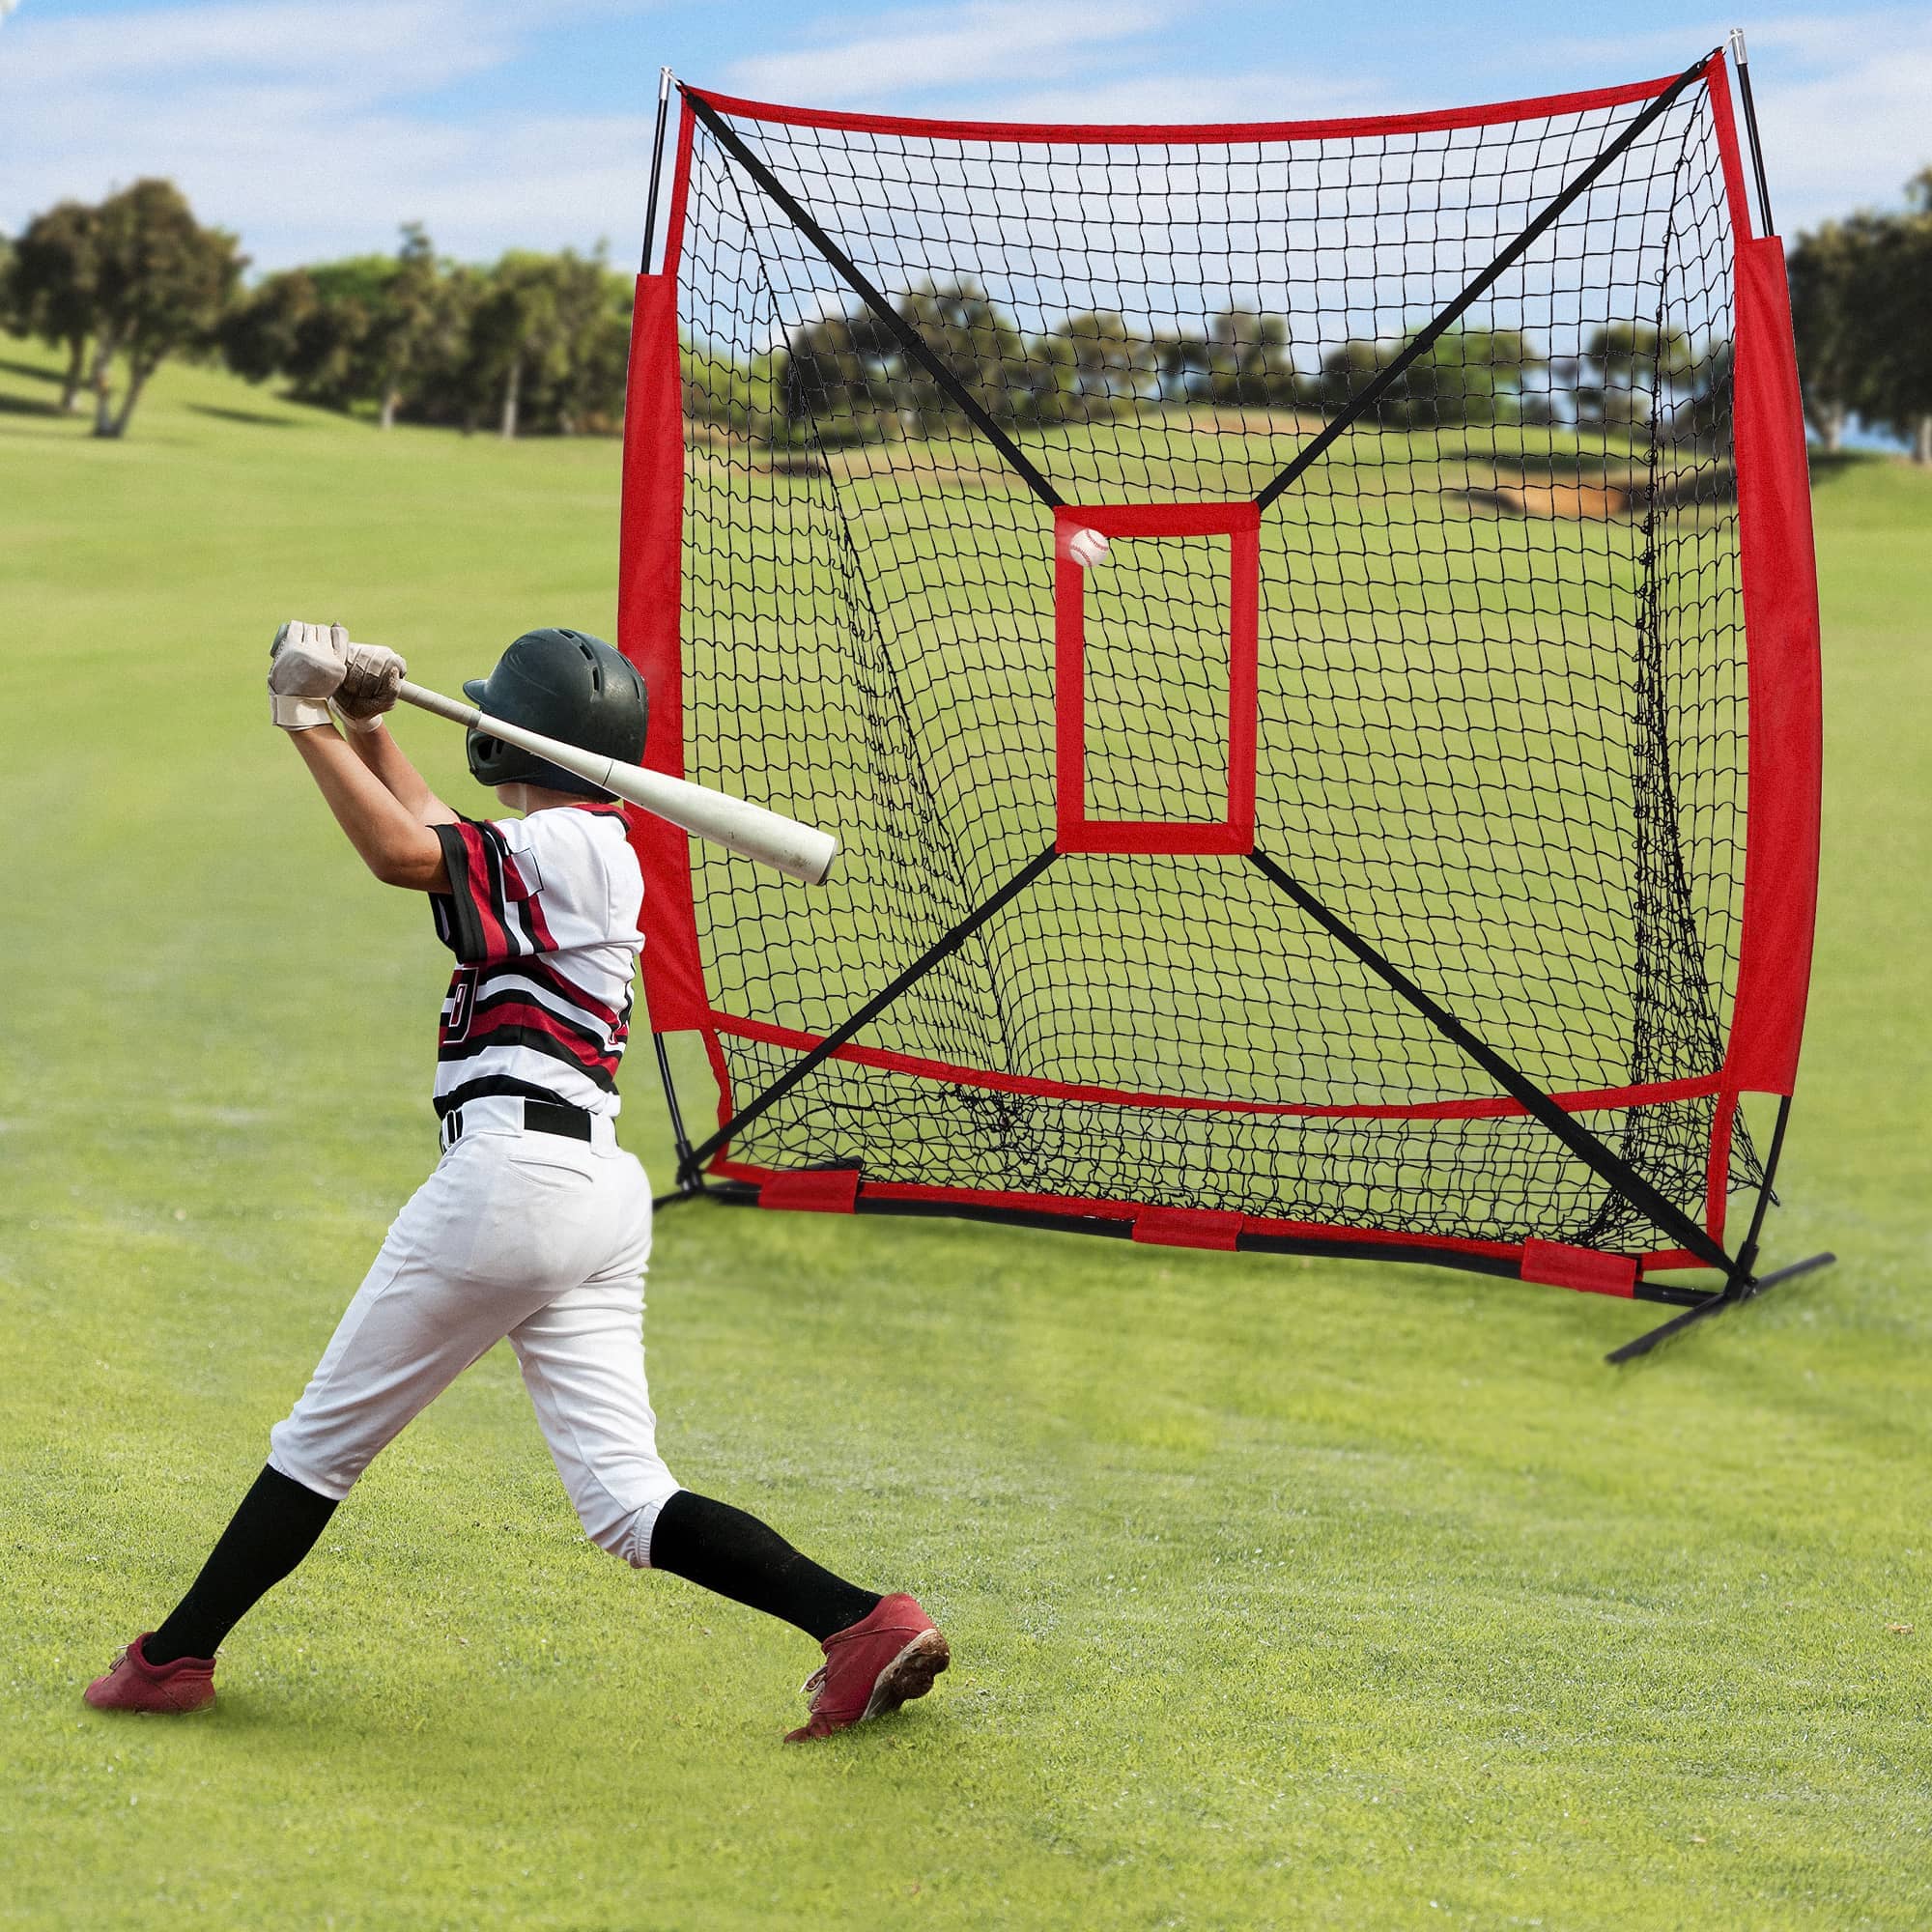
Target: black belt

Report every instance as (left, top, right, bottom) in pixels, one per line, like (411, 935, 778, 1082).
(442, 1099, 595, 1147)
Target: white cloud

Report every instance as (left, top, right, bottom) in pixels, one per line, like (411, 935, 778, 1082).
(0, 0, 1918, 277)
(0, 0, 514, 89)
(714, 0, 1394, 129)
(1745, 28, 1932, 226)
(974, 71, 1394, 127)
(0, 0, 660, 268)
(1544, 12, 1932, 231)
(723, 0, 1172, 104)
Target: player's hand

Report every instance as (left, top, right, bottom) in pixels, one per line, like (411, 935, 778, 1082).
(332, 641, 407, 734)
(268, 620, 349, 731)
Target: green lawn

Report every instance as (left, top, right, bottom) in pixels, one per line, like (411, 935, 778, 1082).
(2, 342, 1928, 1931)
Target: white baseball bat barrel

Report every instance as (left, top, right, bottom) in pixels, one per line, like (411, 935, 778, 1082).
(392, 678, 839, 886)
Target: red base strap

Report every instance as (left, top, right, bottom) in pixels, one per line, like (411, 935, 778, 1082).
(1520, 1239, 1638, 1298)
(758, 1168, 862, 1214)
(1132, 1207, 1246, 1251)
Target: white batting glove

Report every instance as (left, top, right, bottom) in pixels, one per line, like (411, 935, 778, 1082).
(268, 620, 349, 730)
(331, 641, 407, 733)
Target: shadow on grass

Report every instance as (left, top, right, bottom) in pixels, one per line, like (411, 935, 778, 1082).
(0, 391, 66, 418)
(1806, 449, 1912, 488)
(187, 403, 308, 429)
(0, 356, 70, 389)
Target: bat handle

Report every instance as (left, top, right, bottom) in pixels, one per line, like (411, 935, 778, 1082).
(395, 678, 480, 728)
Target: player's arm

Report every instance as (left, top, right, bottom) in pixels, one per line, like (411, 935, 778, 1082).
(288, 728, 451, 893)
(270, 621, 449, 892)
(331, 643, 459, 827)
(334, 717, 460, 827)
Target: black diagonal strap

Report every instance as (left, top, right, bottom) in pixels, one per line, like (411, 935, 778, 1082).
(1256, 49, 1718, 512)
(680, 844, 1061, 1182)
(683, 89, 1065, 512)
(1247, 850, 1740, 1279)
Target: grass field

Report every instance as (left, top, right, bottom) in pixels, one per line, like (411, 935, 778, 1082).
(2, 339, 1929, 1931)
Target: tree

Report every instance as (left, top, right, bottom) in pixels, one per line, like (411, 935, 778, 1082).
(1202, 309, 1299, 408)
(1787, 175, 1932, 465)
(218, 268, 320, 385)
(295, 255, 405, 412)
(685, 334, 785, 442)
(894, 279, 1025, 433)
(1667, 339, 1733, 450)
(86, 180, 244, 438)
(1017, 310, 1148, 425)
(781, 305, 898, 439)
(1854, 177, 1932, 464)
(1574, 323, 1692, 436)
(1318, 338, 1395, 420)
(4, 200, 101, 411)
(217, 237, 630, 438)
(407, 264, 494, 432)
(1153, 327, 1213, 406)
(468, 250, 590, 439)
(1399, 327, 1544, 428)
(524, 254, 627, 434)
(364, 225, 444, 430)
(1787, 215, 1872, 453)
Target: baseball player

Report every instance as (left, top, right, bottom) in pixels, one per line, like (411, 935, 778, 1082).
(84, 621, 949, 1741)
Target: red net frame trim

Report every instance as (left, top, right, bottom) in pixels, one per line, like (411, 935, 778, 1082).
(680, 72, 1690, 147)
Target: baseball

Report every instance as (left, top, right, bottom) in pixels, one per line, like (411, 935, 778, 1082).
(1059, 526, 1109, 569)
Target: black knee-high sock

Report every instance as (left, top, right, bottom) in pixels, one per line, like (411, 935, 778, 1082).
(144, 1464, 339, 1665)
(647, 1492, 881, 1643)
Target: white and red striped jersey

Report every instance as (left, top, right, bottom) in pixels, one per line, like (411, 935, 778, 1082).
(428, 803, 642, 1120)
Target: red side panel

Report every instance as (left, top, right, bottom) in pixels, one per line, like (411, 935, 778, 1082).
(1722, 236, 1823, 1097)
(618, 271, 708, 1033)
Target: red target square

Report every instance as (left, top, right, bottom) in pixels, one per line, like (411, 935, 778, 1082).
(1053, 501, 1261, 856)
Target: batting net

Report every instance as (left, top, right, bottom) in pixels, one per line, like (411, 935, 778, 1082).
(619, 49, 1821, 1304)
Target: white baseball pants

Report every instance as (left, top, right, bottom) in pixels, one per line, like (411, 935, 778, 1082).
(268, 1101, 679, 1568)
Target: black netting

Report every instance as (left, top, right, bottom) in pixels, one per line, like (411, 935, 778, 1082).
(669, 72, 1760, 1253)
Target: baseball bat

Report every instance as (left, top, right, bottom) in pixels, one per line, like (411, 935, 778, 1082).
(392, 678, 839, 886)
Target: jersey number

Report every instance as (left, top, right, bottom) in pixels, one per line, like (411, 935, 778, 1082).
(444, 969, 477, 1043)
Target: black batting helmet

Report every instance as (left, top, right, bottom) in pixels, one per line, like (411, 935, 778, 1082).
(464, 628, 648, 800)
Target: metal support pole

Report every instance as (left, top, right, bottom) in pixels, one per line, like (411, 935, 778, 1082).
(1732, 1094, 1792, 1283)
(640, 65, 675, 274)
(651, 1031, 709, 1212)
(1726, 29, 1776, 236)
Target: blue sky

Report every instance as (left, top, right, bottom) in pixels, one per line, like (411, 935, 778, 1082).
(1, 0, 1925, 270)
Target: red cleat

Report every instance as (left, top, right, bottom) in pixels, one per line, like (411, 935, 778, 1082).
(785, 1593, 950, 1743)
(84, 1634, 216, 1715)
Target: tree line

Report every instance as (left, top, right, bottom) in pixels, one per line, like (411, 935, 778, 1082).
(715, 289, 1723, 446)
(4, 171, 1928, 458)
(3, 181, 630, 439)
(1787, 169, 1932, 464)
